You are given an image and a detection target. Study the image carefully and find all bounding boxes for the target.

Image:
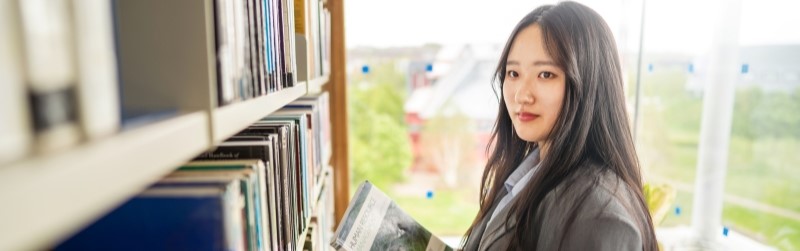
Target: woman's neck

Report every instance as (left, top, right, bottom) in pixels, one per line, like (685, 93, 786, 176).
(537, 141, 549, 160)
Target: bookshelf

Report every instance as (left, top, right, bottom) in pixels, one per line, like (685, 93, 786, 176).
(0, 112, 209, 251)
(0, 0, 347, 249)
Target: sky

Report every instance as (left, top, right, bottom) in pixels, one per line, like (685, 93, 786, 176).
(345, 0, 800, 53)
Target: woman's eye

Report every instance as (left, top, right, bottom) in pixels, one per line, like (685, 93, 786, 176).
(538, 71, 555, 79)
(507, 70, 519, 78)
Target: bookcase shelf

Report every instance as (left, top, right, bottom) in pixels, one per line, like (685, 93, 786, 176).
(0, 111, 210, 251)
(308, 74, 330, 94)
(212, 83, 308, 143)
(0, 0, 347, 249)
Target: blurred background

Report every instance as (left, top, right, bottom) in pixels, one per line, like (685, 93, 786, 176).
(343, 0, 800, 250)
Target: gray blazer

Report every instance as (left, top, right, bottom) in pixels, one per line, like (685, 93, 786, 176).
(463, 166, 646, 251)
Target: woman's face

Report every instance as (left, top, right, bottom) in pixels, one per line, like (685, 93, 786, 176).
(503, 24, 566, 145)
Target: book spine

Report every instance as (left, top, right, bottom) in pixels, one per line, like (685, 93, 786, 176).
(215, 0, 235, 106)
(306, 0, 316, 80)
(313, 0, 322, 77)
(284, 0, 297, 86)
(254, 0, 266, 96)
(232, 0, 247, 102)
(0, 0, 33, 165)
(244, 0, 257, 99)
(71, 0, 121, 140)
(261, 0, 277, 92)
(20, 0, 83, 153)
(274, 0, 283, 88)
(223, 177, 247, 251)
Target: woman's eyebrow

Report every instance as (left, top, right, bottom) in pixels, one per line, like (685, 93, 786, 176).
(506, 60, 557, 67)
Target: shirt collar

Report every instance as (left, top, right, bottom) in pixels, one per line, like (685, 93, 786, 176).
(504, 148, 541, 196)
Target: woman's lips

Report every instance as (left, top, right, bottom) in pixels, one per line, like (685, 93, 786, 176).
(517, 112, 539, 122)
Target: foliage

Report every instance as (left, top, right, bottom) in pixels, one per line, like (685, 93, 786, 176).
(348, 62, 412, 190)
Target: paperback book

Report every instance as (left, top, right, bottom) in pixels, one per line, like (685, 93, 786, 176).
(331, 181, 453, 251)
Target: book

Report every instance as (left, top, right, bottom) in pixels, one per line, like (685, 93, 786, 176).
(263, 115, 312, 219)
(72, 0, 121, 140)
(56, 180, 246, 251)
(19, 0, 83, 154)
(176, 159, 273, 251)
(238, 122, 303, 249)
(331, 181, 454, 251)
(0, 0, 33, 165)
(214, 0, 236, 105)
(195, 136, 298, 251)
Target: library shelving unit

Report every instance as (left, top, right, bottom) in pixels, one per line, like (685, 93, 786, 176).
(0, 0, 349, 249)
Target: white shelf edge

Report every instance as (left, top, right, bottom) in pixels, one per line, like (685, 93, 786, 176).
(306, 74, 330, 95)
(0, 111, 211, 251)
(212, 83, 308, 142)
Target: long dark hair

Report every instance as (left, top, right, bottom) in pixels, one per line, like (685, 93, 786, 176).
(462, 2, 657, 250)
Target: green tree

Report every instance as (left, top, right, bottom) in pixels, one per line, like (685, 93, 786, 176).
(348, 62, 412, 190)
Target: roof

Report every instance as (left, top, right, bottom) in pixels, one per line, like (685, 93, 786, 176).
(405, 44, 502, 120)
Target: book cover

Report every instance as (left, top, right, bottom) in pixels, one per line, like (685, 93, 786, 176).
(331, 181, 454, 251)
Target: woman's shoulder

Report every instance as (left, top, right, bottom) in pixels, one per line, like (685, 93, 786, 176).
(549, 163, 642, 220)
(538, 164, 645, 250)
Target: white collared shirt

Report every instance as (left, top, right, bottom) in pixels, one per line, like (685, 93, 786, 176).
(487, 148, 541, 226)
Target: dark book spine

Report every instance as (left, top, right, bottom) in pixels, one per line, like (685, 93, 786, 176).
(254, 0, 266, 96)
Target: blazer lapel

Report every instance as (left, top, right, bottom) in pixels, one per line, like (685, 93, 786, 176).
(477, 191, 518, 251)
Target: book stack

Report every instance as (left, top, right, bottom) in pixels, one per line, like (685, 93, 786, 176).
(55, 95, 334, 250)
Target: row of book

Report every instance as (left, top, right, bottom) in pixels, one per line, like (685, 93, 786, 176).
(216, 0, 332, 105)
(55, 93, 333, 250)
(0, 0, 331, 168)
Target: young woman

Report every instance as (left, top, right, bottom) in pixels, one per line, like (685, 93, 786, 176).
(461, 2, 658, 250)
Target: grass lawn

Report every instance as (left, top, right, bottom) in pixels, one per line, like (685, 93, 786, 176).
(387, 188, 479, 237)
(639, 70, 800, 250)
(723, 203, 800, 250)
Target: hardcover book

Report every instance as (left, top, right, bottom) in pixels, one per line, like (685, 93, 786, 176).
(56, 180, 246, 251)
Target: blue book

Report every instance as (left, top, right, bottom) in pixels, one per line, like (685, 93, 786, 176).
(178, 160, 276, 251)
(56, 181, 245, 251)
